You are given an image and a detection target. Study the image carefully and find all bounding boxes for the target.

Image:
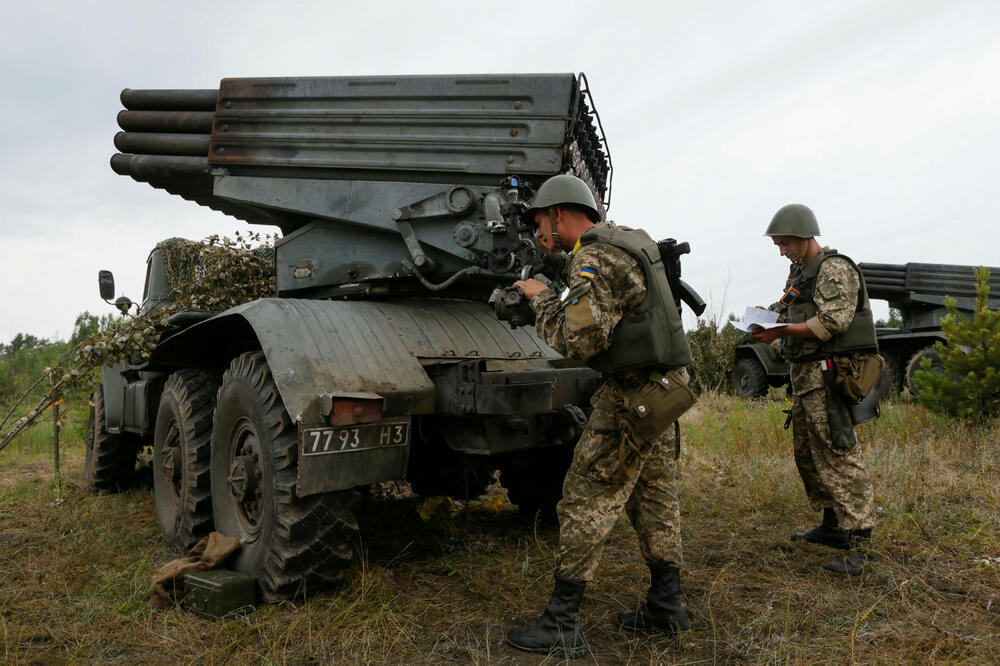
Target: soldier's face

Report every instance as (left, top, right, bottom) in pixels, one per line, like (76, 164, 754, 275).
(773, 235, 807, 263)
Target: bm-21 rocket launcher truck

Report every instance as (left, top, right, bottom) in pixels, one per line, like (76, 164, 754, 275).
(89, 74, 698, 601)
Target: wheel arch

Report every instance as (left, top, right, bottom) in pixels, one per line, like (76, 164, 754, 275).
(735, 342, 790, 377)
(151, 298, 559, 427)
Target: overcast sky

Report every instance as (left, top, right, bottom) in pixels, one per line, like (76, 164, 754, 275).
(1, 0, 998, 343)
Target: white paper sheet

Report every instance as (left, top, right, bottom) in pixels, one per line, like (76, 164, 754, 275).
(730, 306, 790, 332)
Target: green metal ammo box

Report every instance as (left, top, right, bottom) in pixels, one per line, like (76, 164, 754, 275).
(182, 570, 256, 619)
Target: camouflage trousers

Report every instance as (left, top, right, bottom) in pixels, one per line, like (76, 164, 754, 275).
(555, 380, 682, 582)
(792, 387, 876, 531)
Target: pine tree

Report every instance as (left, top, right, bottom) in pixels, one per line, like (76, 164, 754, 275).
(914, 267, 1000, 421)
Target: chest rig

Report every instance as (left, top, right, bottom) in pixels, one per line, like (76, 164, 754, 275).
(782, 248, 878, 361)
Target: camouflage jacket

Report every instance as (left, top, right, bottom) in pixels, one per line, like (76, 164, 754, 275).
(529, 231, 646, 362)
(783, 251, 860, 395)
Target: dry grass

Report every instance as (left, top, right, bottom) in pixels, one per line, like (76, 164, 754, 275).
(1, 395, 998, 664)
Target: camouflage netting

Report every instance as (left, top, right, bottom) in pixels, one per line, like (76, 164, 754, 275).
(0, 233, 275, 450)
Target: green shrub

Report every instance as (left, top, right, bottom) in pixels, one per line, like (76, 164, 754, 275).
(913, 266, 1000, 422)
(1, 233, 274, 448)
(686, 315, 742, 394)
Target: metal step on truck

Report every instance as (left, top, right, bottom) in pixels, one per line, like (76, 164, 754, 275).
(88, 73, 699, 602)
(730, 262, 1000, 398)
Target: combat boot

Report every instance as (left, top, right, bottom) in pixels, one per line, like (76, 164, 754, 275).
(506, 573, 587, 658)
(616, 564, 691, 635)
(791, 507, 850, 550)
(822, 528, 872, 574)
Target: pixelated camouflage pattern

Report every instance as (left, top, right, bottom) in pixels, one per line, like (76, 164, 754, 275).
(530, 236, 646, 361)
(526, 229, 684, 581)
(791, 387, 876, 531)
(555, 379, 683, 581)
(789, 254, 860, 395)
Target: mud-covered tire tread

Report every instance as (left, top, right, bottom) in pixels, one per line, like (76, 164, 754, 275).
(875, 353, 902, 399)
(212, 352, 359, 602)
(731, 357, 769, 398)
(85, 386, 138, 492)
(154, 369, 220, 550)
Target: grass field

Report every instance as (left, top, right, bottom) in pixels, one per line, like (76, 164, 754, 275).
(1, 395, 998, 664)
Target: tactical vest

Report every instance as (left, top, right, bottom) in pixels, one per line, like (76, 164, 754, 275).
(578, 226, 691, 373)
(782, 248, 878, 361)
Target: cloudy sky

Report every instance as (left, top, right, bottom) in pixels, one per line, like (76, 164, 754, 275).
(1, 0, 998, 342)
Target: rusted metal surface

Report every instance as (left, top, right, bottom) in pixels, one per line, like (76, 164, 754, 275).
(296, 417, 410, 495)
(208, 75, 571, 176)
(109, 75, 612, 230)
(427, 361, 599, 416)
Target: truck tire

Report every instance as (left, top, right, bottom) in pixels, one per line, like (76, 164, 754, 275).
(84, 386, 138, 492)
(210, 352, 359, 601)
(499, 445, 574, 524)
(153, 370, 220, 550)
(875, 353, 902, 399)
(731, 357, 769, 398)
(906, 347, 944, 398)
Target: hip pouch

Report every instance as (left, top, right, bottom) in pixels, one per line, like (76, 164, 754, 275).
(834, 353, 885, 404)
(616, 369, 696, 443)
(850, 385, 881, 425)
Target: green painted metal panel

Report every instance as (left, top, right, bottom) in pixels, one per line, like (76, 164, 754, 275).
(223, 297, 559, 424)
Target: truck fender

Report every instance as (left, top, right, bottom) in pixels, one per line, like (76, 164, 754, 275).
(151, 297, 560, 426)
(735, 342, 790, 377)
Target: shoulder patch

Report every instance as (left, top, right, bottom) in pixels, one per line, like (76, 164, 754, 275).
(579, 266, 597, 280)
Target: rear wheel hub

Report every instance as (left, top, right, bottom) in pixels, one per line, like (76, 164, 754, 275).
(228, 425, 264, 531)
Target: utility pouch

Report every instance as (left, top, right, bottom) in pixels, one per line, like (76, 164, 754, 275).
(834, 353, 885, 404)
(617, 369, 696, 443)
(850, 387, 881, 425)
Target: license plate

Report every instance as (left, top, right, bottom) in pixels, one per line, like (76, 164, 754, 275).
(301, 420, 410, 456)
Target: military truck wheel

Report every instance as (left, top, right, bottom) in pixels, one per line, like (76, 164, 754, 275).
(84, 386, 138, 492)
(499, 445, 574, 524)
(875, 354, 902, 399)
(731, 357, 769, 398)
(210, 352, 359, 601)
(153, 370, 220, 550)
(906, 347, 944, 398)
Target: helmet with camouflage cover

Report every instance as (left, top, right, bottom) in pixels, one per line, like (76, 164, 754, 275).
(765, 203, 821, 238)
(524, 174, 601, 223)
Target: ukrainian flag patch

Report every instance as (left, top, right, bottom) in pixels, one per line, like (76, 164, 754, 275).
(579, 267, 597, 280)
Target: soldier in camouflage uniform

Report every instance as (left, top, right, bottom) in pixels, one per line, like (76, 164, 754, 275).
(505, 175, 694, 658)
(752, 204, 878, 575)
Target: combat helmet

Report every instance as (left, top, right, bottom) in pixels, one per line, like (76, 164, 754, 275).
(765, 204, 821, 238)
(524, 174, 601, 223)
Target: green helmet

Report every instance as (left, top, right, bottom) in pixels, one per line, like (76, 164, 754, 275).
(765, 203, 820, 238)
(524, 174, 601, 223)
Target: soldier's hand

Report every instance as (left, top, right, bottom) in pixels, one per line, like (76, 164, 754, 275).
(751, 327, 783, 344)
(513, 278, 548, 300)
